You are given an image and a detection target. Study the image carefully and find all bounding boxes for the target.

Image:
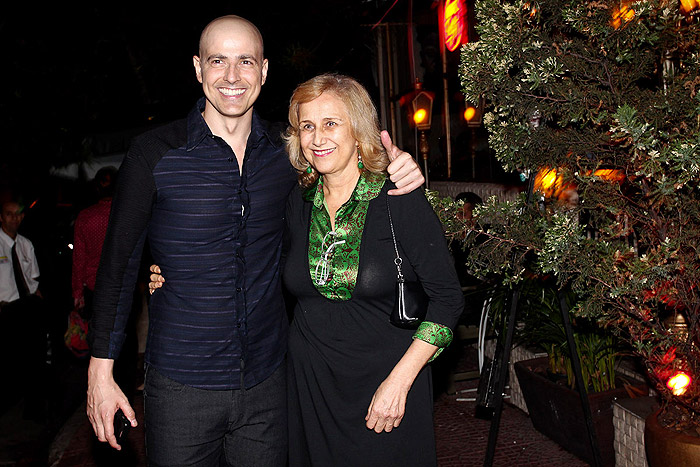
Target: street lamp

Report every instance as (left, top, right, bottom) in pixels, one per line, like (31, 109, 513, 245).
(411, 82, 434, 187)
(463, 97, 484, 178)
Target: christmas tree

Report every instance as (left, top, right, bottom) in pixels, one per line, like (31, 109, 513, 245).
(457, 0, 700, 426)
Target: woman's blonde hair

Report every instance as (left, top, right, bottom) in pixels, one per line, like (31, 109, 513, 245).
(284, 73, 389, 187)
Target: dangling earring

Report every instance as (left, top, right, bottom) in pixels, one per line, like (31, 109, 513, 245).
(357, 147, 364, 169)
(306, 165, 314, 174)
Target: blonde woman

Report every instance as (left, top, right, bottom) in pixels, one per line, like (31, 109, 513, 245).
(283, 73, 463, 467)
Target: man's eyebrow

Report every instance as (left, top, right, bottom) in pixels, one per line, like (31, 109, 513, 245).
(205, 53, 259, 63)
(236, 54, 259, 63)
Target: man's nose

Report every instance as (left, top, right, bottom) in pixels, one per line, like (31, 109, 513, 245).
(224, 64, 240, 83)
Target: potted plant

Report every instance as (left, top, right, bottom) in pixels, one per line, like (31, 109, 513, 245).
(448, 0, 700, 464)
(510, 276, 646, 466)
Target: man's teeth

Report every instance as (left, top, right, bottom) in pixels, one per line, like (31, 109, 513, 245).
(314, 148, 334, 156)
(220, 88, 245, 96)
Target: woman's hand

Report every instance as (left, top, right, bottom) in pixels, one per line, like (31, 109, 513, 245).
(148, 264, 164, 294)
(365, 375, 411, 433)
(365, 339, 439, 433)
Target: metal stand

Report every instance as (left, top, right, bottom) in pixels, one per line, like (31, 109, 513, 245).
(481, 177, 603, 467)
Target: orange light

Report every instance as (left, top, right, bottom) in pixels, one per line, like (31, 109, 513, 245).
(522, 1, 538, 18)
(536, 167, 559, 194)
(464, 107, 476, 121)
(592, 169, 625, 182)
(680, 0, 700, 14)
(444, 0, 467, 51)
(667, 372, 691, 396)
(612, 4, 635, 29)
(413, 109, 428, 125)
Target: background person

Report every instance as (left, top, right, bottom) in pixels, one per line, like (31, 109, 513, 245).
(71, 167, 117, 315)
(0, 200, 47, 419)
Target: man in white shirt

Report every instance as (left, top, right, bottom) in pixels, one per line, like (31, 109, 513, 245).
(0, 200, 45, 419)
(0, 201, 40, 303)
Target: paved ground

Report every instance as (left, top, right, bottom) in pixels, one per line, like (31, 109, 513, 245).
(1, 340, 588, 466)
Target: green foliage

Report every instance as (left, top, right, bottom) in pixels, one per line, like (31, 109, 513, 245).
(457, 0, 700, 417)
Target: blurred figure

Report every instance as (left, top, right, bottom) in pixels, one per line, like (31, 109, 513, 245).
(452, 192, 483, 288)
(0, 200, 46, 418)
(71, 167, 141, 390)
(455, 191, 482, 223)
(72, 167, 117, 317)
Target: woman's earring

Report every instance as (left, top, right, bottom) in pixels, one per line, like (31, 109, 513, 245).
(357, 148, 364, 169)
(306, 165, 314, 174)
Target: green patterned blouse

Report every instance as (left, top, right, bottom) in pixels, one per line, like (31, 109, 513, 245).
(304, 171, 453, 354)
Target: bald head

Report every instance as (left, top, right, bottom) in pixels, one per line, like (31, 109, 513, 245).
(199, 15, 264, 59)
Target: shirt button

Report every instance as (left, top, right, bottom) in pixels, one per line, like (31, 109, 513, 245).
(236, 287, 242, 292)
(227, 157, 233, 162)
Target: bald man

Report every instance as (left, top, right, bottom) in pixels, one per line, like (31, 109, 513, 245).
(86, 15, 424, 466)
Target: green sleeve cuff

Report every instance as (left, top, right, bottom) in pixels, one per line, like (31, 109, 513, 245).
(412, 321, 453, 361)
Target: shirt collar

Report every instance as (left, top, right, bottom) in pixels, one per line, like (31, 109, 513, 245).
(0, 229, 15, 248)
(305, 171, 387, 208)
(186, 97, 281, 151)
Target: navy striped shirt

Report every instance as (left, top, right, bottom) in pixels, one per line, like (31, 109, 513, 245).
(90, 98, 297, 389)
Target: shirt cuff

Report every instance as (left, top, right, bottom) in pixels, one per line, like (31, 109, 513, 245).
(412, 321, 453, 361)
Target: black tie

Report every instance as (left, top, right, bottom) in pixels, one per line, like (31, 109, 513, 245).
(11, 243, 30, 299)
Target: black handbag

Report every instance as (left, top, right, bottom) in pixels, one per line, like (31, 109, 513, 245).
(387, 196, 429, 329)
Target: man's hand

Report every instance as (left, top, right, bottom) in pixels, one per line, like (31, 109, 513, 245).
(383, 130, 425, 195)
(87, 357, 138, 450)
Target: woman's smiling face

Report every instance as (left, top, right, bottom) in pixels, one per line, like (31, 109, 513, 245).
(298, 92, 360, 179)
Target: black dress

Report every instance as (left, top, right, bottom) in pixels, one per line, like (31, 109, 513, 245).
(284, 181, 464, 467)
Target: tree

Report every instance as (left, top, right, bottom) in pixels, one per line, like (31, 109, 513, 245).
(457, 0, 700, 428)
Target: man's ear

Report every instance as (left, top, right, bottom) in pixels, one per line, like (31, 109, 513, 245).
(261, 58, 269, 86)
(193, 55, 203, 83)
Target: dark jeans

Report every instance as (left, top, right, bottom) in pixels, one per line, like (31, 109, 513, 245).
(143, 361, 287, 467)
(0, 295, 48, 413)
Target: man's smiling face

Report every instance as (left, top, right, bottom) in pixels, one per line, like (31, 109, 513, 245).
(193, 18, 268, 122)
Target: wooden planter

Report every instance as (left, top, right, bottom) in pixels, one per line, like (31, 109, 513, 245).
(514, 356, 646, 467)
(644, 407, 700, 466)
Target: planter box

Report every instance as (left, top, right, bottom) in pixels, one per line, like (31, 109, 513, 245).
(514, 356, 647, 467)
(613, 396, 657, 467)
(483, 340, 546, 413)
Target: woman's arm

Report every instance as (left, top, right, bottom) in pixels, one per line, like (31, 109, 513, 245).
(365, 339, 437, 433)
(365, 187, 465, 433)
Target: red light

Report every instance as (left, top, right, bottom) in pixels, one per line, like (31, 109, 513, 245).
(444, 0, 467, 51)
(667, 372, 691, 396)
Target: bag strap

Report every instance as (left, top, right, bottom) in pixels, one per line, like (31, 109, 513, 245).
(386, 195, 404, 281)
